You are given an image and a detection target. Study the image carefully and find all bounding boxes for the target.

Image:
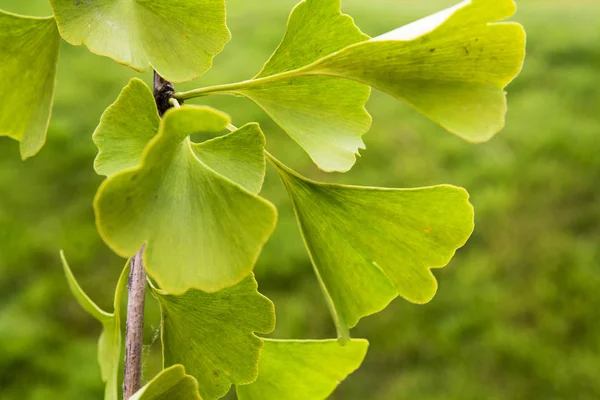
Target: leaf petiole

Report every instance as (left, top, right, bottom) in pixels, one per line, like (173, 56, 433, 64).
(173, 67, 314, 100)
(168, 97, 181, 109)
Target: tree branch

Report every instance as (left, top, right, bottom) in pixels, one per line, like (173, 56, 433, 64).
(123, 71, 176, 399)
(123, 247, 147, 399)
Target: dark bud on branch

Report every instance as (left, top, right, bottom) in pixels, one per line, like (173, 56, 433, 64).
(153, 72, 180, 116)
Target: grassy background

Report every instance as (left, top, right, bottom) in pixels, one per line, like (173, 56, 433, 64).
(0, 0, 599, 399)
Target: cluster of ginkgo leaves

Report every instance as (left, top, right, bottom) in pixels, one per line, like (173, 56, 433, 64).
(0, 0, 525, 399)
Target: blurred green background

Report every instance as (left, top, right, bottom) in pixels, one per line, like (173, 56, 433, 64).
(1, 0, 599, 399)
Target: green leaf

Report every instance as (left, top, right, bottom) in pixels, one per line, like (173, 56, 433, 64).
(303, 0, 526, 142)
(49, 0, 231, 82)
(255, 0, 369, 78)
(233, 77, 371, 173)
(94, 106, 277, 294)
(236, 339, 368, 400)
(252, 0, 371, 173)
(93, 78, 160, 177)
(185, 0, 372, 173)
(190, 123, 266, 194)
(130, 365, 201, 400)
(0, 11, 60, 159)
(152, 274, 275, 400)
(60, 251, 129, 400)
(269, 156, 474, 340)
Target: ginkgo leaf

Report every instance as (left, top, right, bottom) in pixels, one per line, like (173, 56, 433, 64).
(94, 106, 277, 294)
(129, 365, 201, 400)
(0, 11, 60, 159)
(93, 78, 160, 177)
(255, 0, 368, 79)
(190, 123, 266, 194)
(60, 251, 129, 400)
(236, 339, 368, 400)
(177, 0, 372, 173)
(49, 0, 231, 82)
(303, 0, 526, 142)
(152, 274, 275, 400)
(232, 77, 371, 173)
(269, 155, 474, 340)
(240, 0, 372, 173)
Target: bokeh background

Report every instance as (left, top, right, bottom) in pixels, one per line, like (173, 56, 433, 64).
(1, 0, 598, 399)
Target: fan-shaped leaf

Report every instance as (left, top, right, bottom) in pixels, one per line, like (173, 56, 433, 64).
(94, 106, 276, 294)
(152, 275, 275, 400)
(60, 252, 129, 400)
(236, 339, 368, 400)
(93, 78, 160, 177)
(269, 156, 474, 340)
(0, 11, 60, 159)
(247, 0, 372, 173)
(233, 77, 371, 173)
(130, 365, 200, 400)
(49, 0, 231, 82)
(255, 0, 368, 78)
(190, 123, 266, 194)
(303, 0, 526, 142)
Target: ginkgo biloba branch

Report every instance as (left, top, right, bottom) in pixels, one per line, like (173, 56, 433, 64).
(122, 71, 179, 399)
(123, 248, 146, 399)
(1, 0, 525, 398)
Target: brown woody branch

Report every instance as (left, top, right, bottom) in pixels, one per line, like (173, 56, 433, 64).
(122, 71, 176, 399)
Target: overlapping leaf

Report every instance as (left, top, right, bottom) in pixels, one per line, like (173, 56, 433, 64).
(130, 365, 201, 400)
(93, 78, 161, 177)
(243, 0, 372, 173)
(94, 105, 276, 294)
(269, 156, 474, 340)
(152, 275, 275, 400)
(179, 0, 372, 173)
(301, 0, 526, 142)
(190, 124, 267, 194)
(49, 0, 231, 82)
(0, 11, 60, 159)
(236, 339, 368, 400)
(60, 252, 129, 400)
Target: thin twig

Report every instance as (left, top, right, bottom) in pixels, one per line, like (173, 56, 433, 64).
(123, 247, 147, 399)
(122, 71, 176, 399)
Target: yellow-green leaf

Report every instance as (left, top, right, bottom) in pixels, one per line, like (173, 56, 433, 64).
(304, 0, 526, 142)
(255, 0, 368, 78)
(269, 156, 474, 340)
(60, 251, 129, 400)
(153, 275, 275, 400)
(233, 77, 371, 173)
(0, 11, 60, 159)
(93, 78, 160, 177)
(250, 0, 372, 173)
(49, 0, 231, 82)
(236, 339, 368, 400)
(94, 106, 277, 294)
(190, 123, 266, 194)
(129, 365, 201, 400)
